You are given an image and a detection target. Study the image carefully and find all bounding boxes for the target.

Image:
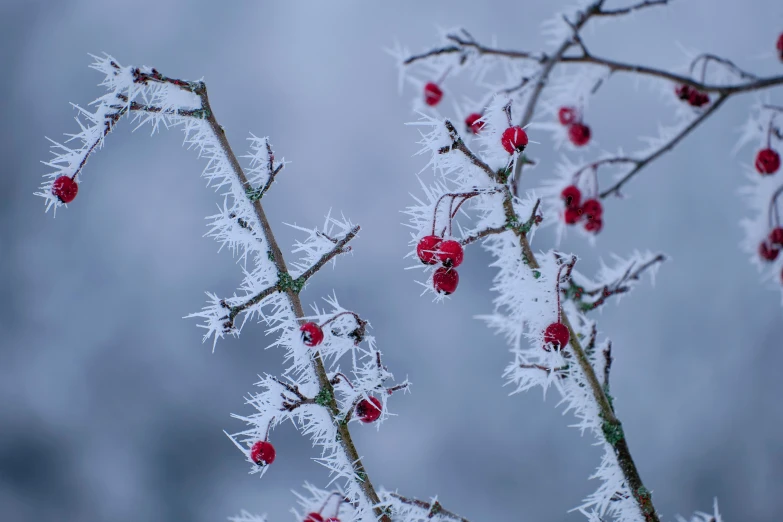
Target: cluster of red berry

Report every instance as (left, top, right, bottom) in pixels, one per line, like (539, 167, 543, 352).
(558, 106, 591, 147)
(416, 236, 464, 295)
(560, 184, 604, 234)
(674, 84, 710, 108)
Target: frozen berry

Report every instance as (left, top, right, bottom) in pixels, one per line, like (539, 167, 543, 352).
(564, 207, 581, 225)
(501, 126, 529, 154)
(325, 518, 340, 522)
(304, 514, 324, 522)
(301, 322, 324, 347)
(770, 227, 783, 246)
(51, 175, 78, 203)
(433, 267, 459, 295)
(777, 33, 783, 61)
(417, 235, 442, 265)
(356, 396, 382, 423)
(250, 440, 276, 466)
(581, 199, 603, 221)
(465, 113, 485, 134)
(424, 82, 443, 106)
(584, 219, 603, 234)
(558, 106, 578, 126)
(675, 84, 692, 101)
(561, 185, 582, 209)
(568, 123, 591, 147)
(688, 90, 710, 108)
(436, 239, 464, 268)
(759, 241, 780, 261)
(755, 148, 781, 175)
(543, 322, 570, 351)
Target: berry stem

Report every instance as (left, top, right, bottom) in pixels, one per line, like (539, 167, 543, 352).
(319, 311, 363, 330)
(331, 372, 355, 389)
(318, 492, 345, 515)
(769, 185, 783, 228)
(264, 416, 275, 442)
(437, 66, 452, 85)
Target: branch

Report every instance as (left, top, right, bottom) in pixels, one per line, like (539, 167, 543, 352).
(565, 254, 667, 312)
(124, 66, 390, 521)
(439, 120, 497, 180)
(501, 192, 660, 522)
(459, 226, 506, 247)
(595, 0, 669, 16)
(599, 95, 728, 198)
(297, 226, 361, 282)
(388, 493, 470, 522)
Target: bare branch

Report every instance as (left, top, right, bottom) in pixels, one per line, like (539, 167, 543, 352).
(595, 0, 669, 16)
(438, 120, 497, 180)
(599, 96, 728, 198)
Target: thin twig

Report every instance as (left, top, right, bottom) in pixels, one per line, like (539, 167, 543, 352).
(389, 493, 470, 522)
(594, 0, 669, 16)
(599, 96, 728, 198)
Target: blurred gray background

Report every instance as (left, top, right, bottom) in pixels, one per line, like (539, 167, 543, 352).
(1, 1, 782, 521)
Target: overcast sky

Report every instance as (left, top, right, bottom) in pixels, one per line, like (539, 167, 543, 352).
(1, 1, 782, 522)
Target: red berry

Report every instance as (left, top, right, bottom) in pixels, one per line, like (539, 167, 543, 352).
(433, 267, 459, 295)
(543, 322, 569, 351)
(584, 219, 603, 234)
(581, 198, 603, 221)
(558, 106, 577, 125)
(688, 90, 710, 108)
(304, 513, 324, 522)
(675, 84, 692, 101)
(325, 518, 340, 522)
(564, 207, 581, 225)
(465, 112, 485, 134)
(356, 396, 382, 423)
(424, 82, 443, 106)
(417, 235, 442, 265)
(755, 148, 781, 175)
(300, 322, 324, 347)
(501, 126, 529, 154)
(770, 227, 783, 246)
(561, 185, 582, 209)
(759, 241, 780, 261)
(567, 123, 591, 147)
(250, 440, 276, 466)
(51, 175, 79, 203)
(776, 33, 783, 61)
(436, 239, 464, 268)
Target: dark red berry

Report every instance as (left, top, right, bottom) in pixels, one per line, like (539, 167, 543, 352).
(776, 33, 783, 61)
(581, 199, 603, 221)
(250, 440, 276, 466)
(417, 235, 442, 265)
(584, 219, 603, 234)
(51, 175, 79, 203)
(300, 322, 324, 347)
(436, 239, 464, 268)
(433, 267, 459, 295)
(564, 207, 581, 225)
(304, 513, 324, 522)
(561, 185, 582, 209)
(465, 113, 485, 134)
(568, 123, 591, 147)
(424, 82, 443, 106)
(558, 107, 577, 125)
(501, 126, 529, 154)
(543, 322, 569, 351)
(759, 241, 780, 261)
(770, 227, 783, 246)
(356, 396, 382, 423)
(688, 90, 710, 107)
(755, 148, 781, 175)
(675, 84, 692, 101)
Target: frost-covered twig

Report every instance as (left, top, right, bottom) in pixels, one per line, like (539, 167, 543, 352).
(41, 56, 394, 522)
(385, 493, 470, 522)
